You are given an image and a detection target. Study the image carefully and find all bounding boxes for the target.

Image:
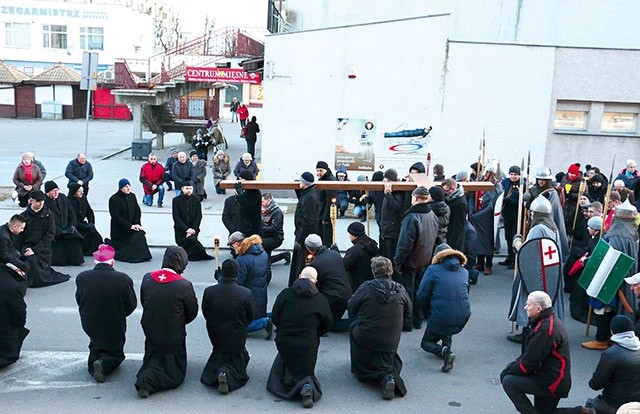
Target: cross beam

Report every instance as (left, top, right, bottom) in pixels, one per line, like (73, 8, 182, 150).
(219, 180, 494, 192)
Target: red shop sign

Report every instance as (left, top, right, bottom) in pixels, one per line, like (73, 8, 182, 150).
(186, 67, 261, 84)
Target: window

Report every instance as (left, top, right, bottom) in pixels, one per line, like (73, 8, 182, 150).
(42, 25, 67, 49)
(554, 110, 587, 130)
(5, 22, 30, 48)
(80, 27, 104, 50)
(601, 112, 636, 133)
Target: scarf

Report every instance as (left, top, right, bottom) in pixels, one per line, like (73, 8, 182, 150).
(22, 163, 33, 183)
(262, 198, 279, 222)
(446, 184, 465, 202)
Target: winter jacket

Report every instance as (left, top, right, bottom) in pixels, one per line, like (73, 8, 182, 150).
(236, 186, 262, 237)
(139, 162, 165, 195)
(426, 200, 450, 246)
(233, 159, 260, 179)
(416, 248, 471, 335)
(244, 120, 260, 141)
(212, 154, 231, 186)
(192, 159, 207, 196)
(394, 203, 439, 273)
(171, 160, 196, 189)
(65, 158, 94, 189)
(222, 195, 239, 234)
(379, 190, 406, 240)
(108, 190, 142, 242)
(615, 168, 640, 191)
(262, 204, 284, 241)
(588, 337, 640, 409)
(294, 185, 320, 245)
(445, 184, 467, 251)
(309, 246, 352, 301)
(19, 206, 55, 263)
(501, 177, 524, 221)
(343, 235, 379, 291)
(317, 169, 337, 222)
(172, 194, 202, 245)
(502, 307, 571, 398)
(13, 164, 43, 197)
(349, 275, 411, 352)
(235, 235, 269, 318)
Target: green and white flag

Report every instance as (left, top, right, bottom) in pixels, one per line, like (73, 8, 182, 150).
(578, 239, 635, 304)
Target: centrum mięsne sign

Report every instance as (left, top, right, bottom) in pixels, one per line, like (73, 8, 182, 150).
(186, 67, 261, 84)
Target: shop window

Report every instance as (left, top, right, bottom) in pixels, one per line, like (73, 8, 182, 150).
(5, 22, 30, 48)
(80, 27, 104, 50)
(43, 25, 67, 49)
(601, 112, 636, 133)
(554, 110, 587, 130)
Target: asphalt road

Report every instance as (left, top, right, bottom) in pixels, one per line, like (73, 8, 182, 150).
(3, 249, 602, 414)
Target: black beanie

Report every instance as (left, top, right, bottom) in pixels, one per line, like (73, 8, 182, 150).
(44, 181, 58, 193)
(316, 161, 329, 170)
(509, 165, 521, 175)
(221, 259, 239, 279)
(611, 315, 634, 334)
(429, 186, 445, 202)
(383, 169, 398, 181)
(347, 222, 366, 237)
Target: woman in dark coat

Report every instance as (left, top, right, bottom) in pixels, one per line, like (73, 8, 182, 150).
(201, 259, 256, 393)
(108, 179, 151, 263)
(267, 267, 332, 408)
(244, 116, 260, 158)
(68, 183, 103, 256)
(135, 246, 198, 398)
(13, 153, 44, 208)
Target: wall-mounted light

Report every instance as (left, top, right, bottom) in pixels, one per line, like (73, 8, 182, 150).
(347, 65, 357, 79)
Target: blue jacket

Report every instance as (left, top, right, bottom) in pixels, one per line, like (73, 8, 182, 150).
(236, 235, 269, 318)
(417, 248, 471, 335)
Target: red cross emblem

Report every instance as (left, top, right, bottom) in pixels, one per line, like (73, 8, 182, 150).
(540, 239, 559, 266)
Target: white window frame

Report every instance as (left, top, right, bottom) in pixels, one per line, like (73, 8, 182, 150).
(80, 27, 104, 51)
(42, 24, 67, 49)
(5, 22, 30, 48)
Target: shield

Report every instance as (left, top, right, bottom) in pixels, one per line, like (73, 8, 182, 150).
(493, 192, 504, 248)
(516, 237, 562, 305)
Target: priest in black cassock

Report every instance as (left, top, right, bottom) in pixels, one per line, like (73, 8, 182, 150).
(43, 180, 84, 266)
(18, 190, 70, 288)
(135, 246, 198, 398)
(68, 183, 103, 256)
(108, 179, 151, 263)
(75, 244, 137, 383)
(0, 215, 30, 295)
(0, 251, 29, 368)
(172, 180, 213, 261)
(200, 259, 256, 394)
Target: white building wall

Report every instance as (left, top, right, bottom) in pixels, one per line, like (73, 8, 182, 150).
(0, 88, 14, 105)
(261, 15, 450, 181)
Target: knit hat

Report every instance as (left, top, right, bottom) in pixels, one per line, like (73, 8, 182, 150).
(241, 153, 252, 161)
(587, 216, 602, 231)
(300, 172, 314, 186)
(221, 258, 239, 279)
(29, 190, 45, 201)
(316, 161, 329, 170)
(92, 244, 115, 262)
(428, 186, 445, 202)
(44, 181, 58, 193)
(470, 162, 482, 172)
(239, 170, 255, 180)
(434, 243, 452, 256)
(611, 315, 634, 334)
(304, 234, 323, 251)
(227, 231, 246, 245)
(170, 148, 178, 154)
(181, 180, 193, 188)
(118, 178, 130, 189)
(410, 162, 426, 173)
(567, 163, 580, 176)
(371, 171, 384, 181)
(189, 150, 197, 158)
(347, 222, 366, 237)
(411, 186, 429, 197)
(383, 168, 398, 181)
(216, 150, 225, 157)
(627, 159, 637, 168)
(67, 182, 82, 196)
(509, 165, 521, 175)
(456, 171, 468, 181)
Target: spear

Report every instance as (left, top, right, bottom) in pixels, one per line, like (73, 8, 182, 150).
(522, 151, 531, 238)
(510, 156, 526, 333)
(600, 155, 617, 238)
(474, 138, 483, 211)
(568, 177, 588, 253)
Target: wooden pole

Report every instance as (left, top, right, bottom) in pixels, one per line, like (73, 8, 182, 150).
(511, 157, 525, 333)
(214, 236, 220, 270)
(569, 178, 588, 253)
(600, 155, 617, 238)
(586, 305, 592, 336)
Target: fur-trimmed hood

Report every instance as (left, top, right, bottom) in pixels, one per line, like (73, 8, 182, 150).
(431, 248, 467, 267)
(235, 234, 264, 256)
(214, 153, 230, 165)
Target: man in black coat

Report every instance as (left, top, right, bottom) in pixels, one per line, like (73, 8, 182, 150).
(288, 172, 320, 286)
(442, 178, 467, 251)
(67, 183, 103, 256)
(261, 193, 289, 265)
(349, 256, 411, 400)
(0, 257, 29, 368)
(379, 169, 405, 261)
(0, 215, 30, 294)
(501, 291, 571, 414)
(44, 180, 84, 266)
(315, 161, 338, 247)
(305, 234, 352, 332)
(18, 190, 70, 288)
(108, 179, 151, 263)
(235, 170, 262, 238)
(201, 259, 256, 394)
(343, 222, 378, 291)
(499, 166, 524, 268)
(75, 244, 137, 383)
(135, 246, 198, 398)
(222, 194, 240, 236)
(171, 151, 195, 196)
(172, 180, 213, 261)
(267, 266, 332, 408)
(65, 153, 93, 196)
(394, 186, 439, 331)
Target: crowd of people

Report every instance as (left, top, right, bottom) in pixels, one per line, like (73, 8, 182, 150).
(3, 151, 640, 413)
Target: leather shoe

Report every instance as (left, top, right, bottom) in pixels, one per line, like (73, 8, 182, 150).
(483, 266, 492, 275)
(92, 360, 104, 383)
(441, 346, 455, 373)
(581, 340, 610, 350)
(382, 375, 395, 400)
(284, 251, 291, 265)
(217, 371, 229, 394)
(301, 383, 314, 408)
(498, 259, 513, 266)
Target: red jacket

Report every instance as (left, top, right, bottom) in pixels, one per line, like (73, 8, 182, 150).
(139, 162, 165, 195)
(237, 106, 249, 120)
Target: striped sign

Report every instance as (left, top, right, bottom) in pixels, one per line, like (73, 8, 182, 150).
(578, 239, 635, 304)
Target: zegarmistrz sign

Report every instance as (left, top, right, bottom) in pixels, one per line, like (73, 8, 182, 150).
(186, 67, 261, 84)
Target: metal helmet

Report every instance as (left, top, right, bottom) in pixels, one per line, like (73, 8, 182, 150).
(535, 167, 553, 180)
(196, 128, 204, 135)
(530, 196, 552, 214)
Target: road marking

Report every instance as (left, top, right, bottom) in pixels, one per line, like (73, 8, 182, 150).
(0, 351, 144, 393)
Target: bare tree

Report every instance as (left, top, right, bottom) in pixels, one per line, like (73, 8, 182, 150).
(202, 16, 216, 55)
